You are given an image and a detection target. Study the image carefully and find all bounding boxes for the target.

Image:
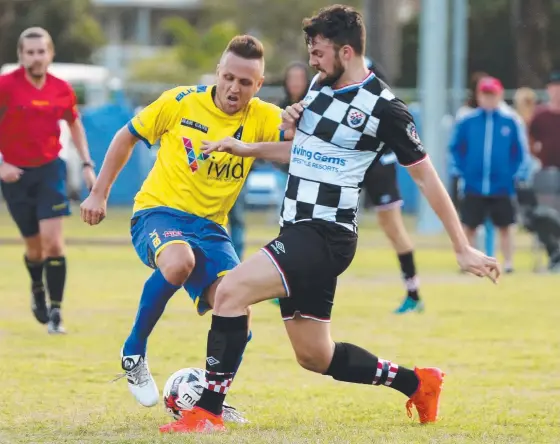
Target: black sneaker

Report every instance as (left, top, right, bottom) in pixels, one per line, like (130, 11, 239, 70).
(31, 283, 49, 324)
(47, 308, 66, 334)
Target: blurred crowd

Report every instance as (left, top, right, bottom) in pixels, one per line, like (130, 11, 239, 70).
(449, 69, 560, 272)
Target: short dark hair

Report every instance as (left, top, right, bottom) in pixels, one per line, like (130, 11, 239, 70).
(302, 5, 365, 55)
(225, 35, 265, 60)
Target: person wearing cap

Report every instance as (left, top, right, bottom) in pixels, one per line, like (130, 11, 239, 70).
(529, 71, 560, 168)
(449, 76, 530, 273)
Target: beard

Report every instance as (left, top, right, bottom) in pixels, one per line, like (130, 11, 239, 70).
(317, 58, 345, 87)
(25, 64, 46, 79)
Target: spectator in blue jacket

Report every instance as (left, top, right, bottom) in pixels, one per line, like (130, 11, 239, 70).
(450, 76, 529, 273)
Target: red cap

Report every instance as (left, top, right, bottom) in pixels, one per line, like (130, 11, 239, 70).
(477, 76, 504, 94)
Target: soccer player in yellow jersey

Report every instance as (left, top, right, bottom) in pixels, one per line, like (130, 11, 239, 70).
(80, 36, 291, 414)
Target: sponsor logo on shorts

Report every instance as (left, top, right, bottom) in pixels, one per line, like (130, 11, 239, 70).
(163, 230, 182, 238)
(270, 240, 286, 255)
(52, 202, 68, 211)
(181, 118, 209, 134)
(291, 145, 346, 173)
(149, 229, 162, 248)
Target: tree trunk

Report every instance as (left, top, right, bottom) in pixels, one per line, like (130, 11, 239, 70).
(363, 0, 401, 84)
(512, 0, 552, 88)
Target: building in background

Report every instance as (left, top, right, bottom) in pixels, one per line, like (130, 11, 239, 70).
(92, 0, 202, 78)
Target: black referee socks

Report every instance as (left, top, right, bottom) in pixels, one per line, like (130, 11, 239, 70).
(45, 256, 66, 308)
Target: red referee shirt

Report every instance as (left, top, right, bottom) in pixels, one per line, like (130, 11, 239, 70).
(0, 66, 79, 167)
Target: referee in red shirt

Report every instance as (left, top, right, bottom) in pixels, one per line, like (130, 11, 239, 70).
(0, 27, 96, 334)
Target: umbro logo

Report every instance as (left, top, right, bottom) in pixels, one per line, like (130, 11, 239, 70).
(275, 241, 285, 253)
(206, 356, 220, 366)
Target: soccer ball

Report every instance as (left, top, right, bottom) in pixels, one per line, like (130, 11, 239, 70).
(163, 367, 205, 420)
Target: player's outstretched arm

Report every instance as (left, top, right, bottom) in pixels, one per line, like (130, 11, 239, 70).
(80, 126, 139, 225)
(407, 158, 500, 283)
(202, 138, 291, 164)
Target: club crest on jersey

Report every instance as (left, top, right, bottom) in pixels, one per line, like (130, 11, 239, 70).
(347, 108, 366, 128)
(406, 122, 423, 149)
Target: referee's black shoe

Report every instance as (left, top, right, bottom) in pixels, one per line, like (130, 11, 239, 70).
(31, 283, 49, 324)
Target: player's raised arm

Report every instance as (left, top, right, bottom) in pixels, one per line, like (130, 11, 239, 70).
(377, 99, 500, 282)
(81, 90, 178, 225)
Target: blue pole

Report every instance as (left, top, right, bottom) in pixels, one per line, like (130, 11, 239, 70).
(484, 218, 496, 256)
(416, 0, 448, 234)
(451, 0, 468, 115)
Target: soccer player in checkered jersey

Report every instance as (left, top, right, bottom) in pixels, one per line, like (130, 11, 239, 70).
(363, 58, 425, 314)
(159, 5, 500, 433)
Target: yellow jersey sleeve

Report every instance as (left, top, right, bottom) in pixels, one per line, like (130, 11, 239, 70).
(127, 87, 185, 147)
(257, 101, 285, 142)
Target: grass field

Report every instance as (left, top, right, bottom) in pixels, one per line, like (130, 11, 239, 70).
(0, 206, 559, 443)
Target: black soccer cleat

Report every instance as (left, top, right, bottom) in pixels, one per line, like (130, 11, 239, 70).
(31, 283, 49, 324)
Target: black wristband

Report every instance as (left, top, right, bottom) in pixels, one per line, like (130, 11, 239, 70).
(82, 161, 95, 169)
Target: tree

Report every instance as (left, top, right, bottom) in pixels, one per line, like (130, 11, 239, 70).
(0, 0, 104, 66)
(398, 0, 560, 89)
(203, 0, 362, 82)
(128, 19, 239, 85)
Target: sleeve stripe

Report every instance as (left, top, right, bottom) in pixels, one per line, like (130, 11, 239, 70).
(400, 154, 429, 168)
(127, 121, 151, 148)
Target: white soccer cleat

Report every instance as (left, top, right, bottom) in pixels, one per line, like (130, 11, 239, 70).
(120, 351, 159, 407)
(223, 402, 250, 424)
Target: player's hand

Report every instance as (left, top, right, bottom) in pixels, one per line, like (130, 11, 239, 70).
(279, 100, 306, 140)
(201, 137, 250, 157)
(0, 162, 24, 183)
(82, 165, 97, 191)
(456, 245, 500, 283)
(80, 192, 107, 226)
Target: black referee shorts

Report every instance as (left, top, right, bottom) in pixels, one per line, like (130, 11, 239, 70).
(1, 158, 70, 238)
(362, 161, 403, 210)
(262, 220, 357, 322)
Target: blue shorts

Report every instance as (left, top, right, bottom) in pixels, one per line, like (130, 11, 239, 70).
(0, 158, 70, 238)
(130, 207, 240, 315)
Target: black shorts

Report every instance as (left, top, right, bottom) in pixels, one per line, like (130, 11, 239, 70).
(0, 158, 70, 238)
(461, 194, 516, 229)
(262, 220, 357, 322)
(362, 161, 402, 210)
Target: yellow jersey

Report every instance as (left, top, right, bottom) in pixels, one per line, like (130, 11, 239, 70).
(128, 85, 283, 226)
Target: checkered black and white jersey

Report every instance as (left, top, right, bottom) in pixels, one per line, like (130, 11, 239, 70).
(280, 71, 427, 232)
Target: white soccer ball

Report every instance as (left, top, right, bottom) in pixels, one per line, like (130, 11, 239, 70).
(163, 367, 205, 420)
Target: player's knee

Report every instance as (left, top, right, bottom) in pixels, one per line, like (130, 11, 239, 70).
(25, 239, 43, 261)
(377, 210, 399, 236)
(294, 347, 332, 374)
(42, 240, 64, 257)
(213, 273, 248, 313)
(158, 245, 195, 286)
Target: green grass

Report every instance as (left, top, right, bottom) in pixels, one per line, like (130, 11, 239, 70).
(0, 206, 558, 443)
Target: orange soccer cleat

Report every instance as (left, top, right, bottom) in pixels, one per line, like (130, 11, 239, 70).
(159, 406, 226, 434)
(406, 367, 445, 424)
